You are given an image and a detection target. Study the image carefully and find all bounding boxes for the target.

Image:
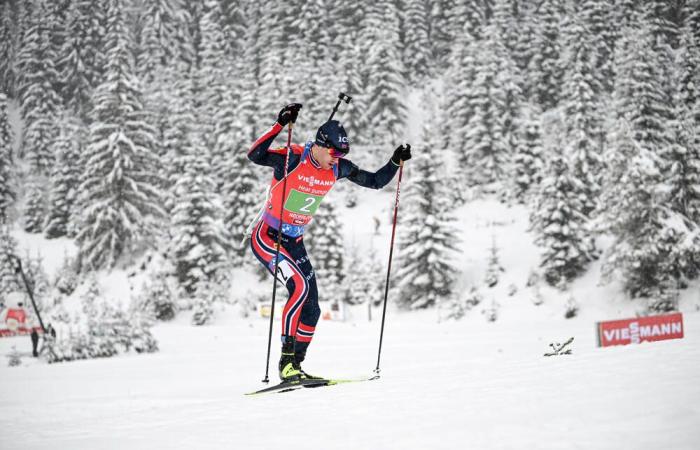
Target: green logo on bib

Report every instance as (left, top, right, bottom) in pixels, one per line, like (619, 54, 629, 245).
(284, 189, 323, 215)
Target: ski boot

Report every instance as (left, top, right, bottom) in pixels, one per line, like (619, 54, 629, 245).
(295, 349, 323, 380)
(279, 336, 303, 381)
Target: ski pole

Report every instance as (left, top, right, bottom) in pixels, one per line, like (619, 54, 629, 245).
(261, 122, 294, 384)
(374, 159, 405, 377)
(328, 92, 352, 121)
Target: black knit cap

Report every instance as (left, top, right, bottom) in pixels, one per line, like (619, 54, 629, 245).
(315, 120, 349, 154)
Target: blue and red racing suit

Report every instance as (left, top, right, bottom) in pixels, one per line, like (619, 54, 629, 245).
(247, 121, 399, 355)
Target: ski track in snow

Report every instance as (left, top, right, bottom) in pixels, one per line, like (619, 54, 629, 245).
(1, 311, 699, 450)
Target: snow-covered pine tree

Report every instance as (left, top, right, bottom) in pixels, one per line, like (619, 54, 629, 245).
(196, 0, 230, 155)
(254, 0, 290, 133)
(672, 1, 700, 226)
(57, 0, 104, 120)
(16, 0, 60, 173)
(326, 0, 364, 133)
(527, 0, 564, 110)
(355, 0, 406, 157)
(394, 86, 459, 309)
(221, 0, 247, 61)
(139, 268, 176, 321)
(663, 3, 700, 283)
(44, 115, 81, 239)
(160, 71, 198, 213)
(22, 178, 46, 234)
(599, 121, 676, 300)
(530, 152, 595, 288)
(343, 242, 382, 306)
(305, 196, 345, 302)
(443, 26, 478, 162)
(0, 1, 18, 97)
(401, 0, 431, 85)
(222, 150, 263, 266)
(512, 104, 544, 203)
(580, 0, 616, 94)
(599, 11, 683, 301)
(462, 19, 521, 189)
(136, 0, 187, 84)
(170, 151, 232, 296)
(561, 9, 604, 217)
(0, 225, 20, 295)
(287, 0, 336, 136)
(54, 253, 79, 296)
(484, 235, 504, 288)
(0, 93, 15, 224)
(75, 0, 165, 271)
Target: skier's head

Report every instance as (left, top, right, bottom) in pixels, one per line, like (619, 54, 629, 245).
(315, 120, 349, 157)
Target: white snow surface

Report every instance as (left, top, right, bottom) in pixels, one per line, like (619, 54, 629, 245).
(1, 310, 699, 449)
(2, 172, 700, 449)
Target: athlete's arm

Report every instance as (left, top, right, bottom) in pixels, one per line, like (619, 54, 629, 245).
(247, 122, 285, 168)
(338, 158, 399, 190)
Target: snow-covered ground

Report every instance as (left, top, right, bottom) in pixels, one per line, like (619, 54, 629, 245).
(1, 308, 699, 450)
(2, 185, 699, 449)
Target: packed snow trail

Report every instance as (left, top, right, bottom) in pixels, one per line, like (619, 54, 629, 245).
(1, 310, 699, 450)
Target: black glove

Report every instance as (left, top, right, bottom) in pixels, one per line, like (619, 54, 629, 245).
(277, 103, 302, 126)
(391, 144, 412, 165)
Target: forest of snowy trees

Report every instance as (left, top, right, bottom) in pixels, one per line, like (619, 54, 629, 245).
(0, 0, 699, 319)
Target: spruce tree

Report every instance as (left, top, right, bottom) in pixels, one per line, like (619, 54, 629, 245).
(0, 225, 20, 295)
(76, 0, 164, 270)
(57, 0, 103, 120)
(402, 0, 431, 85)
(669, 3, 700, 225)
(600, 121, 676, 298)
(222, 150, 264, 266)
(512, 105, 544, 203)
(530, 153, 595, 287)
(462, 21, 521, 188)
(170, 152, 232, 295)
(0, 93, 15, 224)
(561, 11, 604, 216)
(527, 0, 564, 110)
(44, 116, 81, 239)
(136, 0, 187, 84)
(394, 87, 459, 309)
(356, 0, 406, 156)
(23, 179, 46, 234)
(306, 197, 345, 301)
(0, 1, 18, 97)
(16, 0, 61, 174)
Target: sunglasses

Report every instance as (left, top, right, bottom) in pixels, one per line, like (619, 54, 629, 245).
(327, 147, 347, 159)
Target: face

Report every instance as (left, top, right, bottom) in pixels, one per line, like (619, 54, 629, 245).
(313, 144, 341, 169)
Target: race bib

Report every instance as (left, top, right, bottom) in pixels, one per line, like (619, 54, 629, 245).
(284, 189, 323, 216)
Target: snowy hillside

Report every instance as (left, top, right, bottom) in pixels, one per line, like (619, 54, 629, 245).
(2, 192, 700, 450)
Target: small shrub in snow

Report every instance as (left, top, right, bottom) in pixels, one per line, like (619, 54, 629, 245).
(43, 292, 158, 363)
(7, 346, 21, 367)
(531, 286, 544, 306)
(137, 273, 176, 321)
(482, 298, 499, 322)
(442, 287, 483, 320)
(54, 255, 79, 295)
(645, 287, 679, 314)
(484, 236, 504, 288)
(192, 290, 214, 326)
(564, 296, 579, 319)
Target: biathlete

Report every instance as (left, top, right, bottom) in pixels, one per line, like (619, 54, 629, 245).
(247, 103, 411, 381)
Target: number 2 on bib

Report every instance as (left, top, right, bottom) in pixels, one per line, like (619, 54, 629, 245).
(284, 189, 323, 216)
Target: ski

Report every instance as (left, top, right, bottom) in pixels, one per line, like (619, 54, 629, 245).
(245, 375, 379, 396)
(245, 378, 328, 396)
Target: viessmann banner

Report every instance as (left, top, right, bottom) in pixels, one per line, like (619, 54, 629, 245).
(597, 312, 684, 347)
